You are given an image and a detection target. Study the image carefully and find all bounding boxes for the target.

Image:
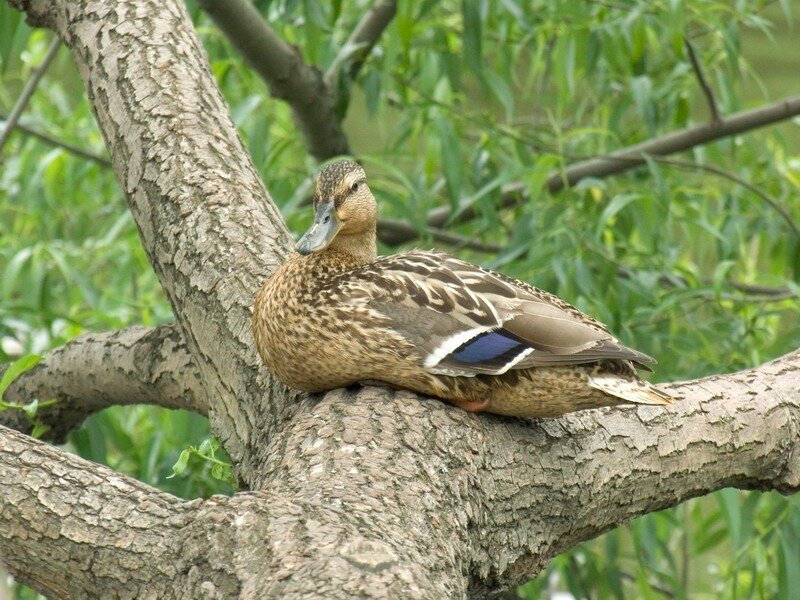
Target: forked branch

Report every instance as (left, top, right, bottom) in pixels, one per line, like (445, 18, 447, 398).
(0, 325, 206, 441)
(196, 0, 349, 159)
(684, 38, 721, 122)
(325, 0, 398, 89)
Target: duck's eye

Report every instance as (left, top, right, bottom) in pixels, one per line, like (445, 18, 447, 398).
(350, 181, 360, 193)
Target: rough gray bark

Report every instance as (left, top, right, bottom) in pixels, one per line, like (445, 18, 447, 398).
(11, 0, 297, 476)
(2, 0, 799, 598)
(0, 324, 205, 441)
(2, 354, 799, 598)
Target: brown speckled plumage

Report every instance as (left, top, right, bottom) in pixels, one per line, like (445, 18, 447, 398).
(252, 161, 674, 418)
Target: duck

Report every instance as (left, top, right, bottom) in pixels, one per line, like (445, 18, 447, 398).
(252, 159, 673, 418)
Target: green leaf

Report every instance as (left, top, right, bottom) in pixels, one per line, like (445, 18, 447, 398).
(712, 260, 737, 292)
(630, 75, 654, 129)
(198, 438, 213, 456)
(211, 462, 232, 482)
(462, 0, 482, 73)
(168, 449, 191, 479)
(596, 193, 641, 239)
(330, 0, 342, 24)
(778, 520, 800, 599)
(22, 398, 39, 419)
(0, 354, 42, 401)
(435, 116, 462, 204)
(480, 70, 514, 120)
(30, 422, 50, 439)
(717, 489, 743, 549)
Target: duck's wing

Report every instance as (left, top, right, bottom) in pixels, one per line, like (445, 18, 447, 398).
(352, 252, 654, 377)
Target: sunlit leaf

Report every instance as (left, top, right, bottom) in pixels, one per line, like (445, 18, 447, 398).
(0, 354, 41, 400)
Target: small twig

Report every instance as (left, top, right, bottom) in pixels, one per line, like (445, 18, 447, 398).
(585, 242, 798, 308)
(426, 226, 502, 253)
(613, 264, 798, 303)
(728, 281, 796, 298)
(619, 569, 675, 598)
(0, 112, 111, 167)
(0, 36, 61, 155)
(693, 290, 796, 303)
(684, 38, 720, 122)
(583, 0, 639, 10)
(377, 217, 501, 252)
(325, 0, 398, 89)
(651, 155, 800, 240)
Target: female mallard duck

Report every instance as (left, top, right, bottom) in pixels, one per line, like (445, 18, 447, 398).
(253, 160, 673, 418)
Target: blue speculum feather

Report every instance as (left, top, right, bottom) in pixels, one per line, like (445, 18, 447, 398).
(451, 330, 527, 364)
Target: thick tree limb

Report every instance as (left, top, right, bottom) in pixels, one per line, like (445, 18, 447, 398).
(10, 0, 298, 472)
(196, 0, 350, 160)
(251, 349, 800, 597)
(6, 0, 800, 598)
(378, 94, 800, 245)
(0, 425, 256, 598)
(2, 349, 798, 598)
(0, 325, 205, 441)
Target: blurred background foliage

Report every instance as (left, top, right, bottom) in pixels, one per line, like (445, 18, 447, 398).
(1, 0, 799, 598)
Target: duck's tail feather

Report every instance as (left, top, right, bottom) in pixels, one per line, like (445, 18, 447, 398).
(588, 375, 674, 406)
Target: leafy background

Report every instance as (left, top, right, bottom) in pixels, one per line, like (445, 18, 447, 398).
(1, 0, 799, 598)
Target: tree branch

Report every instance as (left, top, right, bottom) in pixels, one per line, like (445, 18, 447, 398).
(0, 36, 60, 154)
(0, 111, 111, 167)
(325, 0, 398, 89)
(684, 38, 720, 122)
(391, 94, 800, 245)
(377, 216, 501, 252)
(195, 0, 350, 160)
(0, 424, 253, 598)
(246, 348, 800, 598)
(0, 325, 206, 441)
(3, 346, 799, 598)
(468, 350, 800, 594)
(9, 0, 299, 469)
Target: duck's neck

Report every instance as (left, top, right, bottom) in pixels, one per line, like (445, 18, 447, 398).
(307, 229, 377, 272)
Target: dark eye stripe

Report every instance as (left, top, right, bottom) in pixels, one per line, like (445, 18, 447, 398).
(334, 178, 366, 207)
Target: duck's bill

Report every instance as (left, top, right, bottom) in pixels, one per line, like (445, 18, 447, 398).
(296, 202, 341, 255)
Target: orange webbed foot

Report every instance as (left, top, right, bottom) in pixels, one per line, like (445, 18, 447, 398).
(448, 398, 490, 413)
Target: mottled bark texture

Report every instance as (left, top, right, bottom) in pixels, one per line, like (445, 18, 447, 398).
(0, 325, 205, 441)
(2, 0, 799, 598)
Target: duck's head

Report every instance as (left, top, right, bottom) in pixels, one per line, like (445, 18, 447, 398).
(296, 160, 378, 255)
